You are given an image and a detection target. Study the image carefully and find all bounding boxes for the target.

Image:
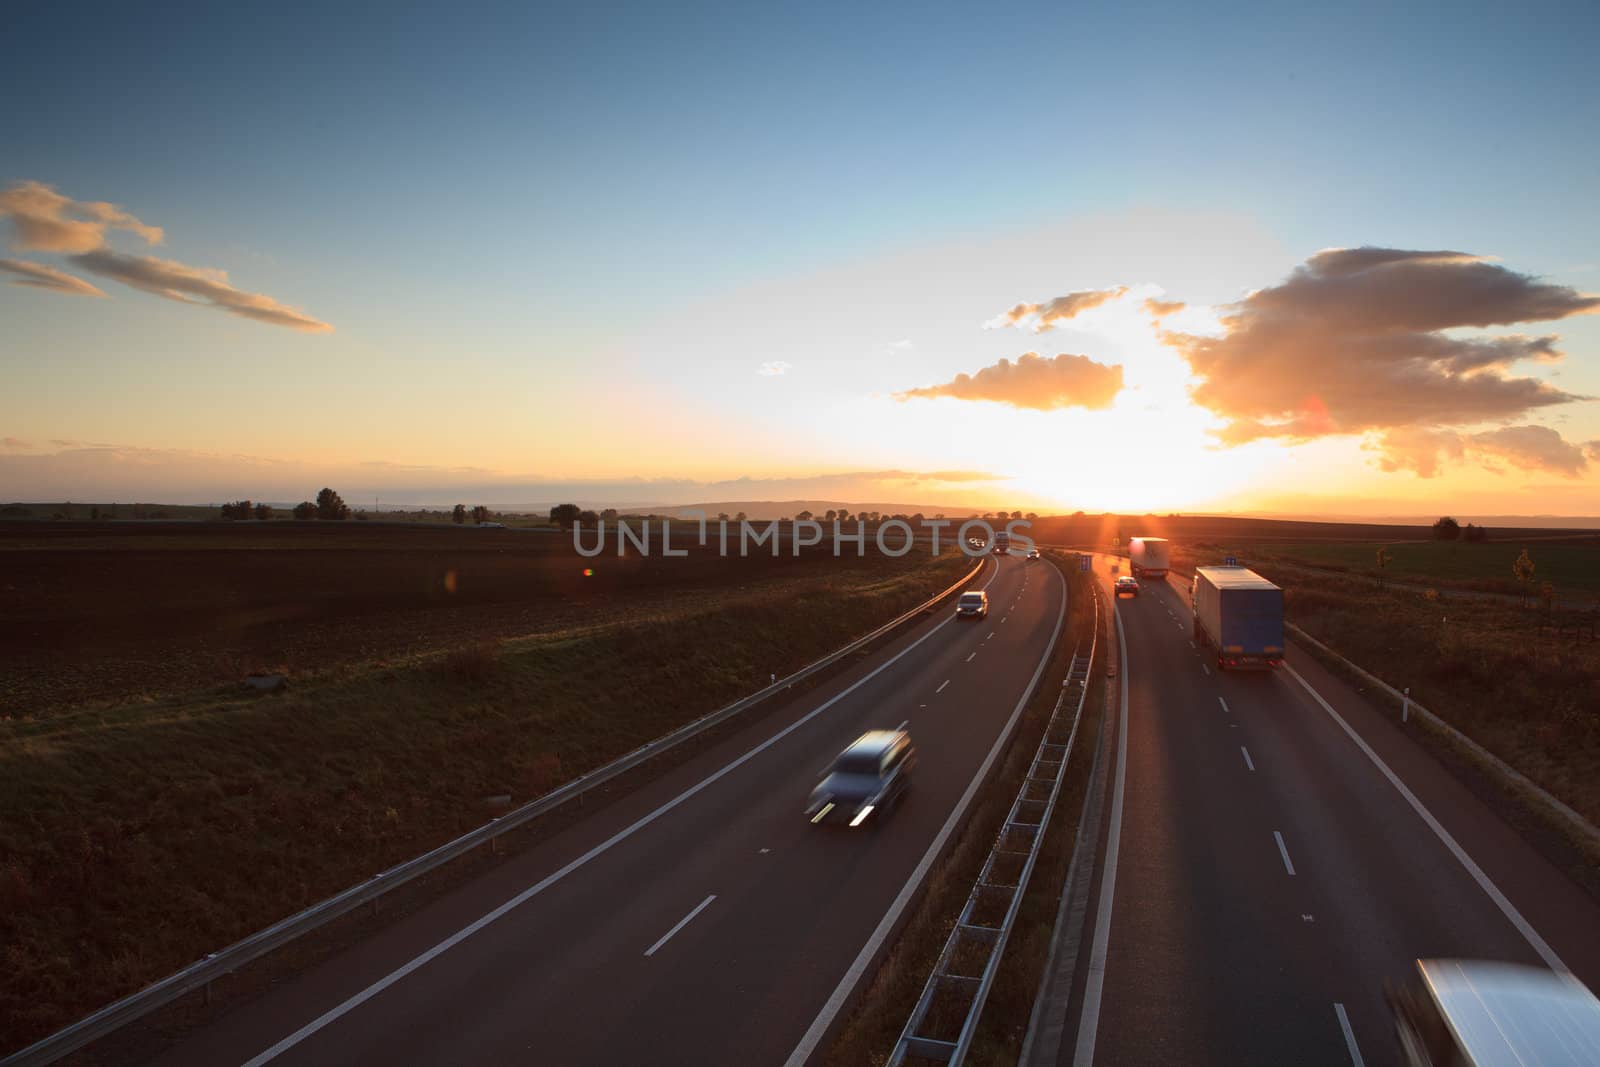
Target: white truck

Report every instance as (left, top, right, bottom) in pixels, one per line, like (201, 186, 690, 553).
(1191, 565, 1284, 670)
(1128, 536, 1170, 579)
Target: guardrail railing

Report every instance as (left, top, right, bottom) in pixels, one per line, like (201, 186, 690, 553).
(4, 558, 986, 1067)
(888, 567, 1100, 1065)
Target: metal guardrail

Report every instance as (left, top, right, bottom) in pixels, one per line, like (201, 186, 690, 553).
(889, 569, 1100, 1065)
(3, 558, 986, 1067)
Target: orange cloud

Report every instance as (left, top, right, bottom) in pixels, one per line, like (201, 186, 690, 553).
(986, 287, 1129, 331)
(1142, 297, 1185, 318)
(1165, 247, 1598, 445)
(0, 258, 105, 297)
(70, 249, 333, 333)
(0, 180, 163, 253)
(895, 352, 1124, 411)
(1369, 424, 1593, 478)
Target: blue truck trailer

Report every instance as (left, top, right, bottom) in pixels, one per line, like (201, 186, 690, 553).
(1191, 565, 1284, 670)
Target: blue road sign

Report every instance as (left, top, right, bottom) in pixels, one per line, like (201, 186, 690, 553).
(1080, 553, 1091, 572)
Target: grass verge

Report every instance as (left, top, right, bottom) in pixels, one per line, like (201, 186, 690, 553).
(0, 553, 966, 1055)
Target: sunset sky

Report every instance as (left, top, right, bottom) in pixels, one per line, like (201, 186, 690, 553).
(3, 2, 1598, 517)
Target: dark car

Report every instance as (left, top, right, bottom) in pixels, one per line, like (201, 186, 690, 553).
(956, 590, 989, 619)
(1114, 575, 1140, 597)
(1026, 548, 1041, 561)
(806, 727, 916, 827)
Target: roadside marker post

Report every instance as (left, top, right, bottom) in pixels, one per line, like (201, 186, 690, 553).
(1403, 687, 1410, 723)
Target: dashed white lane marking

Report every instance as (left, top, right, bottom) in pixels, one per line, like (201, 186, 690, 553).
(1175, 622, 1184, 631)
(1273, 831, 1296, 875)
(645, 894, 716, 957)
(1241, 746, 1255, 771)
(1218, 696, 1229, 713)
(987, 631, 995, 640)
(936, 679, 950, 693)
(1002, 616, 1008, 623)
(1201, 664, 1210, 676)
(1334, 1003, 1364, 1066)
(965, 652, 976, 662)
(1189, 640, 1196, 649)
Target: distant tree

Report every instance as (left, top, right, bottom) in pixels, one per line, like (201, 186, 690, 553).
(220, 500, 254, 521)
(1463, 522, 1488, 543)
(549, 503, 581, 528)
(1513, 548, 1536, 604)
(934, 513, 946, 520)
(90, 505, 101, 520)
(1011, 510, 1023, 521)
(292, 501, 317, 520)
(1431, 516, 1461, 541)
(600, 508, 619, 521)
(1540, 581, 1556, 616)
(717, 512, 730, 522)
(1375, 547, 1393, 589)
(452, 504, 467, 525)
(795, 510, 814, 521)
(578, 509, 599, 525)
(1026, 512, 1038, 521)
(254, 503, 273, 521)
(735, 511, 748, 522)
(472, 505, 491, 524)
(355, 510, 368, 521)
(823, 509, 837, 522)
(910, 512, 924, 525)
(316, 488, 350, 520)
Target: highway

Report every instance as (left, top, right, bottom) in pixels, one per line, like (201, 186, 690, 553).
(152, 553, 1066, 1066)
(1050, 559, 1600, 1066)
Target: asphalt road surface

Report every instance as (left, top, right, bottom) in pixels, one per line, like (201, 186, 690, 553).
(1055, 559, 1600, 1066)
(153, 552, 1065, 1067)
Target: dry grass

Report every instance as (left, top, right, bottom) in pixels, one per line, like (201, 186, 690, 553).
(0, 553, 966, 1055)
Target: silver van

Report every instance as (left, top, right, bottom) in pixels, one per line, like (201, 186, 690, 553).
(1391, 959, 1600, 1066)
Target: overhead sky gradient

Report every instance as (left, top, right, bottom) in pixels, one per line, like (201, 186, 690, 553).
(3, 1, 1598, 516)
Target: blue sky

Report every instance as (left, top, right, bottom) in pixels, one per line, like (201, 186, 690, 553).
(3, 1, 1598, 512)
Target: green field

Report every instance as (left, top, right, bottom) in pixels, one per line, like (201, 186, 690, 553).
(1227, 540, 1600, 598)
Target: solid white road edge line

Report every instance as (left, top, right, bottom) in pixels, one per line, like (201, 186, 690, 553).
(644, 895, 716, 957)
(1334, 1002, 1364, 1066)
(1071, 592, 1129, 1067)
(240, 557, 1002, 1067)
(1284, 663, 1567, 971)
(783, 558, 1067, 1067)
(1274, 831, 1296, 875)
(1241, 747, 1255, 772)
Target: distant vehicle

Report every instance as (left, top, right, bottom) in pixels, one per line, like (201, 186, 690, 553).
(968, 536, 987, 550)
(477, 521, 506, 528)
(1114, 575, 1140, 596)
(1389, 959, 1600, 1067)
(994, 530, 1010, 555)
(956, 590, 989, 619)
(1128, 536, 1169, 579)
(1026, 548, 1041, 561)
(805, 726, 916, 828)
(1191, 565, 1283, 670)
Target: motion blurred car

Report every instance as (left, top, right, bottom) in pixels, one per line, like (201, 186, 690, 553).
(1026, 548, 1041, 561)
(956, 590, 989, 619)
(1114, 575, 1140, 597)
(1389, 959, 1600, 1066)
(805, 727, 916, 828)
